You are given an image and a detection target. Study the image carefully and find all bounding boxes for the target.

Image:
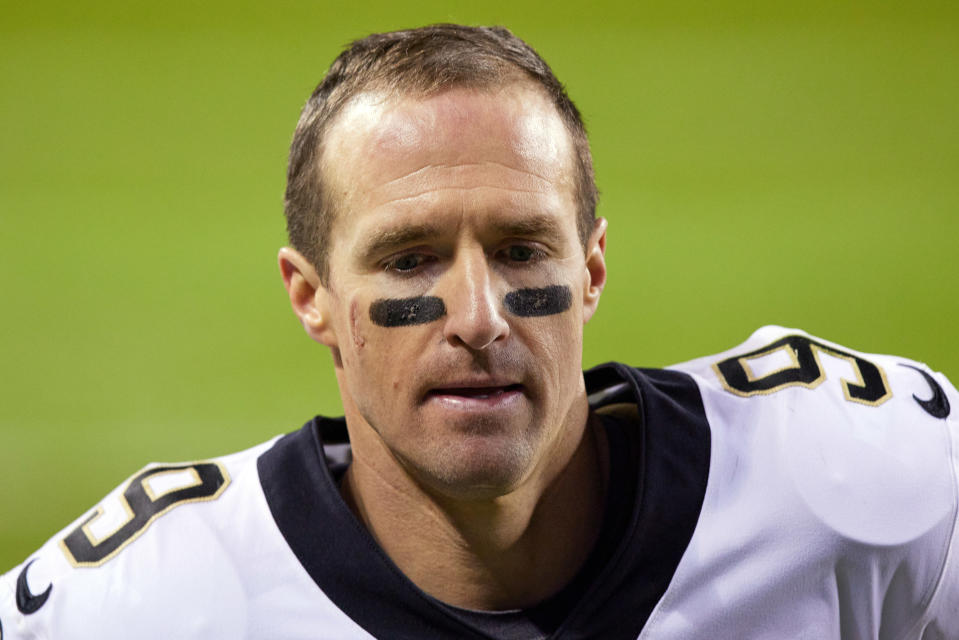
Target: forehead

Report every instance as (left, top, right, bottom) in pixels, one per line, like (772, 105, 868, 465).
(320, 84, 577, 246)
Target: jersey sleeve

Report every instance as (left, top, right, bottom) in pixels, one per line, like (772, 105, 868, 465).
(0, 458, 245, 640)
(911, 367, 959, 638)
(1, 534, 68, 640)
(0, 435, 380, 640)
(671, 326, 959, 637)
(0, 565, 28, 640)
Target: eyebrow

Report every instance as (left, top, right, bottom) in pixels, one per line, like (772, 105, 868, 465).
(490, 214, 563, 242)
(359, 223, 446, 262)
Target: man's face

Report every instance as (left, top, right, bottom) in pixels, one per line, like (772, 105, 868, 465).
(316, 84, 605, 499)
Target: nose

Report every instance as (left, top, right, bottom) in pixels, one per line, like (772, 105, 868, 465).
(441, 249, 510, 350)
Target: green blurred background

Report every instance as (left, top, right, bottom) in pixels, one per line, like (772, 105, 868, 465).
(2, 1, 957, 569)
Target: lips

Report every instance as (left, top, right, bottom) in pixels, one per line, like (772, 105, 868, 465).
(423, 382, 526, 411)
(427, 384, 524, 400)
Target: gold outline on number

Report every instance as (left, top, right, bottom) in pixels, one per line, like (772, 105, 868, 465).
(739, 343, 802, 382)
(712, 335, 891, 406)
(79, 500, 136, 547)
(712, 343, 825, 398)
(59, 461, 231, 568)
(142, 466, 203, 501)
(809, 343, 891, 407)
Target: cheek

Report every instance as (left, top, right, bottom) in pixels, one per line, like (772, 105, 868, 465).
(517, 306, 582, 366)
(340, 303, 407, 412)
(524, 299, 584, 383)
(343, 296, 433, 376)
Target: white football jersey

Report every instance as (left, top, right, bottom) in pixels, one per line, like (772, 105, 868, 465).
(657, 326, 959, 639)
(1, 326, 956, 639)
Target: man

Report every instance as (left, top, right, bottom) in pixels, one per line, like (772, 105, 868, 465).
(2, 24, 957, 639)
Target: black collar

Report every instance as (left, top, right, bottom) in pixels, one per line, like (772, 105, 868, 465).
(257, 364, 710, 639)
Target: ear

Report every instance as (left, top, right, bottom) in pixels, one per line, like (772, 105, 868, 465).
(581, 217, 607, 324)
(278, 247, 338, 347)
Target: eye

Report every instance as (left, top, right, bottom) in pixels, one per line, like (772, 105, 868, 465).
(386, 253, 430, 273)
(506, 245, 536, 262)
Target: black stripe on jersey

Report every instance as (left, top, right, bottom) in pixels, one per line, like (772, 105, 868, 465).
(562, 364, 711, 638)
(258, 417, 486, 639)
(257, 364, 710, 639)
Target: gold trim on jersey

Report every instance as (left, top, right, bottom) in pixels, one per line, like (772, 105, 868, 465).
(713, 334, 891, 407)
(59, 461, 231, 568)
(80, 501, 136, 547)
(712, 360, 825, 397)
(809, 343, 891, 407)
(739, 343, 803, 383)
(142, 466, 204, 501)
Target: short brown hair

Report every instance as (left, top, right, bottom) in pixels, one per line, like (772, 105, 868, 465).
(284, 24, 598, 284)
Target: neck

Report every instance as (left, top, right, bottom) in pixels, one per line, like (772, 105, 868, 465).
(340, 406, 608, 611)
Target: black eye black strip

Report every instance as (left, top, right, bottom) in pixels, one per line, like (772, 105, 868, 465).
(504, 285, 572, 317)
(369, 296, 447, 327)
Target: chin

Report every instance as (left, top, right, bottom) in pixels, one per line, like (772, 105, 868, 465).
(404, 434, 537, 501)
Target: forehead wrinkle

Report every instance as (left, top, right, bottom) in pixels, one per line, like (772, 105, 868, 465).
(374, 184, 559, 210)
(366, 162, 571, 215)
(380, 161, 555, 191)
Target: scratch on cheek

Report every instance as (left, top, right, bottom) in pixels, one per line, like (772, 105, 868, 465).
(350, 300, 366, 348)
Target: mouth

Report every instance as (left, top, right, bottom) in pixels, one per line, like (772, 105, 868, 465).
(424, 383, 525, 409)
(428, 384, 523, 399)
